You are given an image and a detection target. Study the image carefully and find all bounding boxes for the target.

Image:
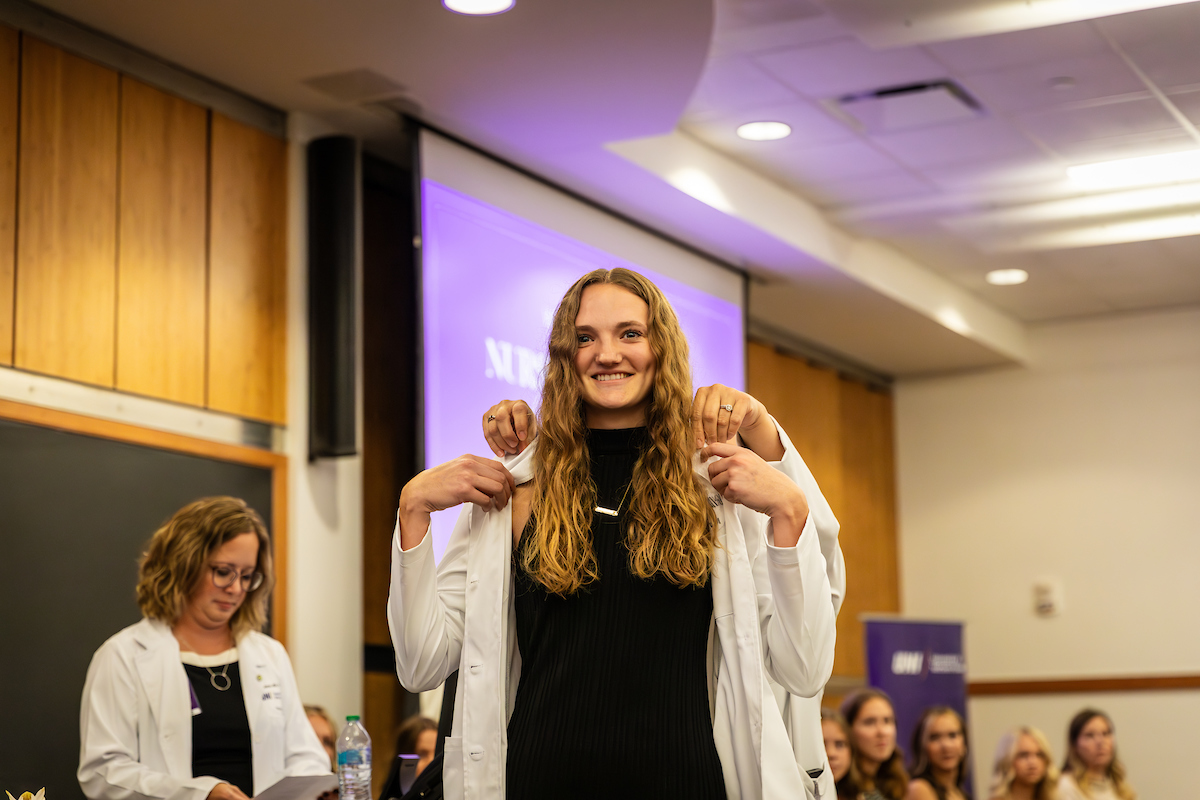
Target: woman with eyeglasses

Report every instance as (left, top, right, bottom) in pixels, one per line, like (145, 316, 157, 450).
(79, 497, 331, 800)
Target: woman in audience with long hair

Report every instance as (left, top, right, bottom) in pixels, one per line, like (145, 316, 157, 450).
(1058, 710, 1136, 800)
(821, 707, 854, 797)
(988, 726, 1058, 800)
(838, 688, 909, 800)
(906, 706, 969, 800)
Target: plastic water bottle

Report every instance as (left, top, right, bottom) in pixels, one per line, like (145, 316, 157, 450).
(336, 715, 372, 800)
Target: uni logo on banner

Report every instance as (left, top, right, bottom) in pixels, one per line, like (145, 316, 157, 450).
(892, 651, 924, 675)
(891, 649, 966, 677)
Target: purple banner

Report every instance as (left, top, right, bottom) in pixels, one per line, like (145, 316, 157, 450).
(421, 179, 745, 561)
(864, 618, 967, 764)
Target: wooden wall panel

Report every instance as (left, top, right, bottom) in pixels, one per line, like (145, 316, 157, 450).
(116, 77, 208, 405)
(208, 112, 287, 424)
(836, 381, 900, 677)
(0, 26, 16, 366)
(747, 340, 899, 681)
(15, 37, 118, 386)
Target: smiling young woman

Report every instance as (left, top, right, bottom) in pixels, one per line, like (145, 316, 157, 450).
(390, 267, 845, 800)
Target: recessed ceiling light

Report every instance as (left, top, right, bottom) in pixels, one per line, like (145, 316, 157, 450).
(443, 0, 514, 15)
(986, 269, 1029, 286)
(736, 121, 791, 141)
(1068, 149, 1200, 189)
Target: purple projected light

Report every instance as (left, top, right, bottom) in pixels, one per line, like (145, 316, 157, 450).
(422, 179, 744, 560)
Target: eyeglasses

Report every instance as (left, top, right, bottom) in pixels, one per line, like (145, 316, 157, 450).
(209, 564, 264, 592)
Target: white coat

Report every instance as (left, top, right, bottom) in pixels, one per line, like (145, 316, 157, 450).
(389, 421, 845, 800)
(78, 618, 331, 800)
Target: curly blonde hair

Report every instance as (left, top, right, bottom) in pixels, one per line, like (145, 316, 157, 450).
(136, 496, 274, 638)
(522, 268, 717, 595)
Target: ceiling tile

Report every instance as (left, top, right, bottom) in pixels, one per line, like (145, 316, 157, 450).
(960, 52, 1145, 115)
(870, 116, 1042, 171)
(682, 98, 858, 151)
(1017, 96, 1184, 157)
(687, 55, 799, 118)
(1097, 3, 1200, 91)
(1166, 87, 1200, 125)
(924, 20, 1108, 73)
(922, 155, 1066, 193)
(754, 37, 948, 99)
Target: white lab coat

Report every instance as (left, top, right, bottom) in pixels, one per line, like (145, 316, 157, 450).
(78, 618, 331, 800)
(389, 420, 844, 800)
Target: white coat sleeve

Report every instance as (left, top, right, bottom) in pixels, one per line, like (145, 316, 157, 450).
(739, 420, 839, 698)
(78, 642, 219, 800)
(387, 506, 472, 693)
(271, 641, 334, 777)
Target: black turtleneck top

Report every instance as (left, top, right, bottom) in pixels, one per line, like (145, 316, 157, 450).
(505, 427, 724, 799)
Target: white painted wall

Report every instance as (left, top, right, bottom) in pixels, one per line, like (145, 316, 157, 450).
(284, 112, 365, 727)
(895, 307, 1200, 799)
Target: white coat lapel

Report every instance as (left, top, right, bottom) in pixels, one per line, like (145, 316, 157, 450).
(133, 621, 193, 776)
(238, 635, 269, 741)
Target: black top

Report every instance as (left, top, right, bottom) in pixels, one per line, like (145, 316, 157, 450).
(506, 427, 724, 799)
(184, 659, 254, 796)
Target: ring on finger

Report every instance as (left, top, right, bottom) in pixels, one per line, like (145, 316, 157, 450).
(487, 414, 497, 422)
(720, 404, 733, 412)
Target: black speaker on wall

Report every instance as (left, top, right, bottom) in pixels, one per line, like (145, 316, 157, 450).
(308, 135, 358, 459)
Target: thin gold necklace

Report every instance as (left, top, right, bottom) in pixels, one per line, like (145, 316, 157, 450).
(594, 480, 633, 518)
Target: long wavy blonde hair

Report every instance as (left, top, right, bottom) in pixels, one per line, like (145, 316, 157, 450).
(522, 268, 717, 595)
(989, 726, 1058, 800)
(1062, 710, 1136, 800)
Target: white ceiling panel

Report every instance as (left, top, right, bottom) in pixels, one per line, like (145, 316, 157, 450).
(959, 53, 1146, 115)
(1097, 3, 1200, 90)
(1017, 96, 1184, 156)
(753, 37, 948, 99)
(870, 117, 1043, 171)
(925, 20, 1108, 73)
(1166, 87, 1200, 125)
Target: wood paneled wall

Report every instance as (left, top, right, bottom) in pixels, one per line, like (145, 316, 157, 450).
(16, 37, 118, 386)
(1, 31, 287, 423)
(0, 26, 16, 366)
(208, 113, 288, 424)
(116, 77, 208, 406)
(747, 341, 900, 682)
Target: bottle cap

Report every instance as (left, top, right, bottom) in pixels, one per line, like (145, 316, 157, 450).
(346, 715, 360, 721)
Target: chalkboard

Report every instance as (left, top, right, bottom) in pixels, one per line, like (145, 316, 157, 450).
(0, 415, 277, 800)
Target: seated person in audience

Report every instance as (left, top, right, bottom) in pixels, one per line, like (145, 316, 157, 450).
(79, 497, 331, 800)
(988, 726, 1058, 800)
(838, 688, 910, 800)
(906, 707, 969, 800)
(821, 707, 853, 796)
(394, 715, 439, 778)
(305, 704, 338, 770)
(1058, 710, 1136, 800)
